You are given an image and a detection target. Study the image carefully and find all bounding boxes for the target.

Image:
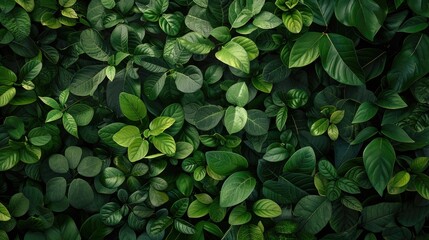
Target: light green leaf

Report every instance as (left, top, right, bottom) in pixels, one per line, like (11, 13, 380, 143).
(62, 112, 78, 138)
(67, 104, 94, 126)
(0, 148, 19, 171)
(231, 36, 259, 61)
(220, 171, 256, 207)
(59, 0, 76, 7)
(151, 133, 176, 156)
(415, 174, 429, 200)
(253, 11, 282, 29)
(319, 33, 365, 85)
(185, 5, 212, 37)
(289, 32, 324, 68)
(0, 86, 16, 107)
(215, 41, 250, 74)
(119, 92, 147, 121)
(149, 116, 175, 136)
(282, 9, 303, 33)
(45, 109, 63, 123)
(276, 107, 288, 131)
(61, 8, 78, 18)
(252, 199, 282, 218)
(237, 224, 264, 240)
(0, 202, 11, 221)
(113, 125, 141, 147)
(178, 32, 215, 55)
(128, 138, 149, 162)
(0, 66, 17, 85)
(229, 205, 252, 225)
(15, 0, 35, 12)
(310, 118, 329, 136)
(206, 151, 248, 176)
(363, 138, 395, 196)
(226, 82, 249, 107)
(294, 195, 332, 234)
(187, 200, 209, 218)
(224, 106, 248, 134)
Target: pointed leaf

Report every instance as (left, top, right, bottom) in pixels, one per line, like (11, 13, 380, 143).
(220, 171, 256, 207)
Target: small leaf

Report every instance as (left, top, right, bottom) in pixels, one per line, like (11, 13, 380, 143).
(62, 112, 78, 138)
(178, 32, 215, 54)
(229, 205, 252, 225)
(113, 125, 141, 147)
(0, 202, 11, 221)
(310, 118, 329, 136)
(252, 199, 282, 218)
(149, 116, 175, 136)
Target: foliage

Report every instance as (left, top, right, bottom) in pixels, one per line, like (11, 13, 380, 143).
(1, 0, 429, 239)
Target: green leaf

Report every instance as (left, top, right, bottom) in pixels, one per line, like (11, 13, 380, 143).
(387, 33, 429, 92)
(100, 202, 123, 226)
(178, 32, 215, 55)
(59, 0, 76, 7)
(148, 116, 175, 137)
(185, 5, 212, 37)
(101, 167, 125, 188)
(306, 0, 334, 26)
(0, 202, 11, 221)
(159, 12, 184, 36)
(220, 171, 256, 207)
(19, 60, 41, 82)
(0, 7, 30, 41)
(206, 151, 248, 176)
(363, 138, 396, 196)
(337, 178, 360, 194)
(187, 200, 209, 218)
(4, 116, 25, 140)
(15, 0, 35, 12)
(229, 205, 252, 225)
(49, 154, 69, 174)
(144, 73, 167, 101)
(194, 105, 224, 131)
(282, 9, 303, 33)
(352, 102, 378, 124)
(289, 32, 324, 68)
(398, 16, 429, 33)
(216, 41, 250, 74)
(252, 199, 282, 218)
(229, 0, 264, 28)
(68, 178, 94, 209)
(80, 29, 110, 61)
(318, 160, 338, 180)
(8, 193, 29, 218)
(283, 146, 316, 175)
(151, 133, 176, 156)
(335, 0, 387, 41)
(46, 177, 67, 202)
(160, 103, 185, 136)
(226, 82, 249, 107)
(410, 157, 429, 173)
(119, 92, 147, 121)
(381, 124, 414, 143)
(351, 126, 378, 145)
(408, 0, 429, 17)
(171, 198, 189, 218)
(69, 65, 107, 96)
(376, 90, 408, 109)
(275, 107, 288, 131)
(113, 125, 141, 147)
(319, 33, 365, 86)
(244, 109, 270, 136)
(77, 156, 103, 177)
(211, 26, 231, 43)
(285, 89, 309, 109)
(28, 127, 52, 146)
(67, 104, 94, 126)
(414, 173, 429, 200)
(361, 202, 401, 232)
(231, 36, 259, 61)
(61, 8, 78, 19)
(0, 86, 16, 107)
(62, 112, 78, 138)
(174, 65, 203, 93)
(294, 195, 332, 234)
(174, 219, 195, 235)
(253, 11, 282, 29)
(110, 24, 129, 52)
(310, 118, 329, 136)
(224, 106, 248, 134)
(411, 77, 429, 103)
(0, 66, 17, 85)
(237, 224, 264, 240)
(128, 138, 149, 162)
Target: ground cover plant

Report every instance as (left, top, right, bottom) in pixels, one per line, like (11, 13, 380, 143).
(1, 0, 429, 239)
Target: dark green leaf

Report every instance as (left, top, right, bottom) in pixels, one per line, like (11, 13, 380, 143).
(206, 151, 248, 176)
(294, 195, 332, 234)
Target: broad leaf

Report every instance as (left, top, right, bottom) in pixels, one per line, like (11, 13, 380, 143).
(306, 0, 334, 26)
(283, 146, 316, 175)
(70, 65, 107, 96)
(252, 199, 282, 218)
(216, 41, 250, 74)
(319, 34, 365, 86)
(361, 202, 401, 232)
(119, 92, 147, 121)
(363, 138, 396, 196)
(224, 106, 248, 134)
(206, 151, 248, 176)
(289, 32, 324, 68)
(80, 29, 110, 61)
(282, 9, 303, 34)
(220, 171, 256, 207)
(174, 65, 203, 93)
(294, 195, 332, 234)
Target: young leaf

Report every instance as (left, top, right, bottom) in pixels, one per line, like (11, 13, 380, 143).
(0, 202, 11, 222)
(363, 138, 396, 196)
(178, 32, 215, 54)
(220, 171, 256, 207)
(215, 41, 250, 74)
(187, 200, 210, 218)
(151, 133, 176, 156)
(62, 112, 78, 138)
(119, 92, 147, 121)
(282, 10, 303, 33)
(289, 32, 324, 68)
(149, 116, 175, 136)
(0, 86, 16, 107)
(319, 33, 365, 86)
(0, 66, 17, 85)
(229, 205, 252, 225)
(310, 118, 329, 136)
(128, 138, 149, 162)
(113, 125, 141, 147)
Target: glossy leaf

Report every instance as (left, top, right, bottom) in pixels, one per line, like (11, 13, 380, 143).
(289, 32, 324, 68)
(216, 41, 250, 74)
(206, 151, 248, 176)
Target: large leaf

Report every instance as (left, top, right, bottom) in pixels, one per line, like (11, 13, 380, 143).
(294, 195, 332, 234)
(178, 32, 215, 55)
(80, 29, 110, 61)
(319, 34, 365, 86)
(335, 0, 388, 41)
(306, 0, 334, 26)
(228, 0, 265, 28)
(174, 65, 203, 93)
(206, 151, 248, 176)
(68, 179, 94, 209)
(185, 5, 212, 37)
(237, 224, 264, 240)
(194, 105, 224, 131)
(289, 32, 324, 68)
(216, 41, 250, 74)
(361, 202, 401, 232)
(220, 171, 256, 207)
(0, 7, 30, 41)
(69, 65, 107, 96)
(387, 33, 429, 92)
(226, 82, 249, 107)
(283, 146, 316, 175)
(224, 106, 248, 134)
(363, 138, 396, 196)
